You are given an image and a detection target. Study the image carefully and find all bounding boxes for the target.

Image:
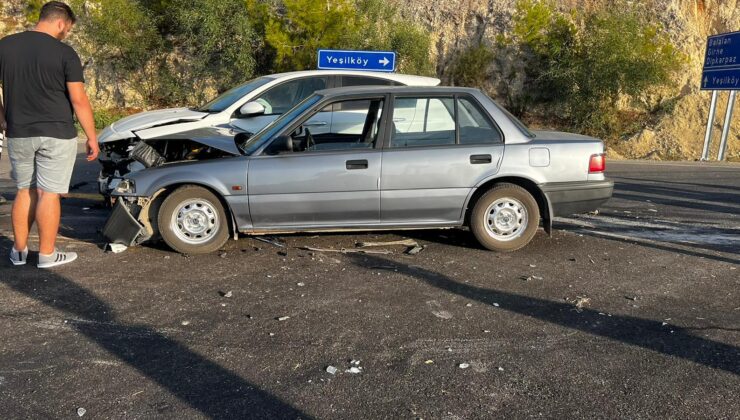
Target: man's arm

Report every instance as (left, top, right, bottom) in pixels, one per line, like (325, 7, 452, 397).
(67, 82, 99, 161)
(0, 98, 6, 133)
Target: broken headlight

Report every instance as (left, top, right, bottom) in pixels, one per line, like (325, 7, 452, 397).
(115, 179, 136, 194)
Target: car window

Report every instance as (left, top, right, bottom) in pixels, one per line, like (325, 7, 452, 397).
(457, 97, 502, 144)
(285, 98, 385, 153)
(390, 97, 455, 148)
(196, 77, 274, 113)
(341, 76, 399, 87)
(255, 77, 328, 115)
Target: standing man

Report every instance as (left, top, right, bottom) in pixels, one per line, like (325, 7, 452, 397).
(0, 1, 99, 268)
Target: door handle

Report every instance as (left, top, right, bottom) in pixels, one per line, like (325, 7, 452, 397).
(346, 159, 368, 170)
(470, 154, 492, 164)
(303, 121, 327, 127)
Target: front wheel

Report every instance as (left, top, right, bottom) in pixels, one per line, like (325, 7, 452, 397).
(470, 183, 540, 252)
(158, 186, 230, 254)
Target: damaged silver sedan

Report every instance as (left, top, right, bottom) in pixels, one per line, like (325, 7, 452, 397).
(103, 86, 613, 254)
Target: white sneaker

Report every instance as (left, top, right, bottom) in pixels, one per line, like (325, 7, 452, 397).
(37, 249, 78, 268)
(9, 247, 28, 266)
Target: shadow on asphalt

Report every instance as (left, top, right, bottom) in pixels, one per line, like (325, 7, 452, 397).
(348, 254, 740, 376)
(610, 176, 740, 216)
(554, 223, 740, 265)
(614, 176, 740, 193)
(0, 236, 311, 419)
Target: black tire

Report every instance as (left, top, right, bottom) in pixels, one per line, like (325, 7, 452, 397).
(158, 185, 230, 254)
(470, 183, 540, 252)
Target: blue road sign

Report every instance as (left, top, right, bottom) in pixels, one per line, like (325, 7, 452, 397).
(702, 31, 740, 90)
(318, 50, 396, 72)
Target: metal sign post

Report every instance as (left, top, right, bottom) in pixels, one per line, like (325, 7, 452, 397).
(701, 30, 740, 161)
(701, 90, 718, 161)
(717, 90, 737, 161)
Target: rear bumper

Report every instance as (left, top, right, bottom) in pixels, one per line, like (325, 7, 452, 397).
(541, 180, 614, 217)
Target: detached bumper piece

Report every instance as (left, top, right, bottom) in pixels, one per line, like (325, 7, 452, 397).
(542, 180, 614, 217)
(103, 200, 148, 246)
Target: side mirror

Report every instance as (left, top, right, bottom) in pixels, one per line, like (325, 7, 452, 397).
(239, 101, 266, 117)
(264, 135, 293, 155)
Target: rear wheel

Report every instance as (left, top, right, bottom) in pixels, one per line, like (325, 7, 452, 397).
(470, 183, 540, 252)
(158, 186, 229, 254)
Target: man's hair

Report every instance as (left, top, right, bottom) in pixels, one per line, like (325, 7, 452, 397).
(38, 1, 76, 24)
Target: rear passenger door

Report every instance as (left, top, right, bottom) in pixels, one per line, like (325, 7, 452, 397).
(380, 94, 505, 224)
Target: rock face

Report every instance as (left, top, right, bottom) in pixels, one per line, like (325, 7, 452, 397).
(2, 0, 738, 160)
(395, 0, 739, 161)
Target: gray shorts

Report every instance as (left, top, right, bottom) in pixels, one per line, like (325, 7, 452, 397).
(7, 136, 78, 194)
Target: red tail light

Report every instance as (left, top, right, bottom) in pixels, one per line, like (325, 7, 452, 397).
(589, 154, 605, 173)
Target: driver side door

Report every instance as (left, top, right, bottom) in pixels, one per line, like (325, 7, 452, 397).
(247, 96, 388, 228)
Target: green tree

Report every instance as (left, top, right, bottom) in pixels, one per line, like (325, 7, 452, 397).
(507, 0, 685, 137)
(247, 0, 434, 75)
(69, 0, 163, 105)
(449, 43, 495, 87)
(171, 0, 258, 97)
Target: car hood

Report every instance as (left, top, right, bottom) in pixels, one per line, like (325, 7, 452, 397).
(148, 127, 242, 156)
(100, 108, 209, 143)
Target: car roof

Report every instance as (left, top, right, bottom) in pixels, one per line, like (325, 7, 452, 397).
(267, 70, 440, 86)
(313, 85, 484, 97)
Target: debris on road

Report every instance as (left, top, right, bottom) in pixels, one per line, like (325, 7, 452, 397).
(346, 367, 361, 374)
(568, 296, 591, 312)
(277, 316, 290, 321)
(219, 290, 233, 298)
(219, 252, 227, 258)
(300, 246, 391, 255)
(326, 365, 338, 375)
(425, 360, 434, 365)
(297, 282, 305, 287)
(458, 363, 470, 369)
(254, 236, 286, 248)
(624, 295, 637, 301)
(356, 239, 418, 247)
(356, 238, 425, 255)
(181, 320, 190, 326)
(106, 243, 127, 254)
(77, 407, 86, 417)
(405, 244, 425, 255)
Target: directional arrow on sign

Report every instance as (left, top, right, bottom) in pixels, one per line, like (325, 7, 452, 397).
(379, 57, 390, 67)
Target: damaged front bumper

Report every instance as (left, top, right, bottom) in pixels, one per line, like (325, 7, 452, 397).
(102, 199, 150, 246)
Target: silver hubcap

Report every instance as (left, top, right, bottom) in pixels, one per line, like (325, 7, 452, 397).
(484, 197, 528, 241)
(171, 199, 219, 245)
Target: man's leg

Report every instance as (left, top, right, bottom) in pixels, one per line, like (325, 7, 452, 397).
(35, 137, 78, 267)
(7, 138, 37, 256)
(11, 188, 38, 251)
(35, 189, 60, 255)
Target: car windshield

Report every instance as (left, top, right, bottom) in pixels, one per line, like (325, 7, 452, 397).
(196, 77, 274, 113)
(239, 94, 323, 155)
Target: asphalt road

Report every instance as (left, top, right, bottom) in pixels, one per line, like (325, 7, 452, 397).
(0, 145, 738, 419)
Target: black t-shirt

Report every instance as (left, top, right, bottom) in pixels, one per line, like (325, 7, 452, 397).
(0, 31, 84, 139)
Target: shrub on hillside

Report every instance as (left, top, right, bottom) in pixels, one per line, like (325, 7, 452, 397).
(505, 0, 686, 138)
